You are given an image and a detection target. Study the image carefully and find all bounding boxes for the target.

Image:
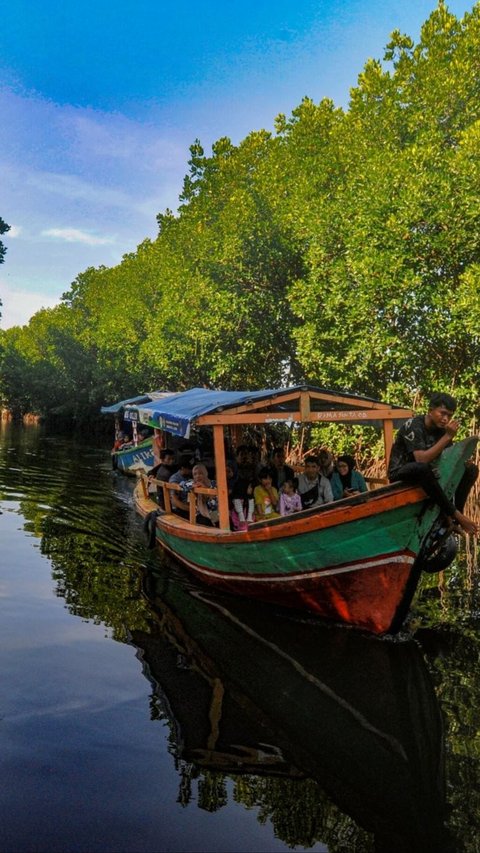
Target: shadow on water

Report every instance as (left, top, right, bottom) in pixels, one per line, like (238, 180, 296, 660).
(133, 564, 454, 853)
(0, 420, 151, 639)
(2, 421, 480, 851)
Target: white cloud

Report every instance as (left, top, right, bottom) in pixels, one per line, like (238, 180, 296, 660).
(41, 227, 115, 246)
(65, 111, 183, 172)
(27, 168, 134, 210)
(0, 280, 60, 329)
(0, 89, 186, 327)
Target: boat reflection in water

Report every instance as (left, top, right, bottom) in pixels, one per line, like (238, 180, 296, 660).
(132, 562, 453, 853)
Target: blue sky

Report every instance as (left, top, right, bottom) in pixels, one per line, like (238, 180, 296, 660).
(0, 0, 475, 328)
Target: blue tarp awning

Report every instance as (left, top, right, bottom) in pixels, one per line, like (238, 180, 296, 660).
(130, 385, 405, 438)
(134, 388, 280, 437)
(100, 390, 174, 416)
(100, 394, 153, 415)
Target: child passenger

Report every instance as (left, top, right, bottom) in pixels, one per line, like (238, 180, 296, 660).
(279, 477, 303, 516)
(231, 445, 256, 530)
(254, 468, 280, 520)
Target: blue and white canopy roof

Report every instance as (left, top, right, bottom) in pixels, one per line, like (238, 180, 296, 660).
(126, 385, 411, 438)
(100, 390, 173, 416)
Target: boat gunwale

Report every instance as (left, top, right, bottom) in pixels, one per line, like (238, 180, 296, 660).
(135, 478, 428, 545)
(113, 436, 153, 459)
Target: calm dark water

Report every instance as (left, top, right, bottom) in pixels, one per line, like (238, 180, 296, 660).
(1, 422, 480, 853)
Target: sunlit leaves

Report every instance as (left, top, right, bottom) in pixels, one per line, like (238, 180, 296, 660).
(2, 3, 480, 423)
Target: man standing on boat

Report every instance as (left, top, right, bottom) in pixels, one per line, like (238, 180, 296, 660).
(387, 392, 478, 536)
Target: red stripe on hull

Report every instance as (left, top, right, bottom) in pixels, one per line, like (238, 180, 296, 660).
(160, 544, 416, 635)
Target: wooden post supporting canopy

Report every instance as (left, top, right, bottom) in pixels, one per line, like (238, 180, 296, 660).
(300, 391, 311, 421)
(383, 419, 394, 471)
(213, 423, 230, 530)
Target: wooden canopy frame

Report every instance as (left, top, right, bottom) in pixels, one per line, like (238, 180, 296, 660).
(194, 388, 412, 530)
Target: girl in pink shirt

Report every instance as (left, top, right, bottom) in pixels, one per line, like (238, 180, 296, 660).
(279, 478, 303, 516)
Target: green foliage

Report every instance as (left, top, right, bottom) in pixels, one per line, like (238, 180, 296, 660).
(233, 775, 373, 851)
(283, 3, 480, 405)
(0, 215, 10, 263)
(3, 4, 480, 430)
(140, 129, 305, 389)
(412, 553, 480, 853)
(0, 215, 10, 320)
(197, 771, 228, 812)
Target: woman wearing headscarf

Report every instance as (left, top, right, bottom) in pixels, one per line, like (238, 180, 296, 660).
(331, 454, 368, 500)
(191, 463, 219, 526)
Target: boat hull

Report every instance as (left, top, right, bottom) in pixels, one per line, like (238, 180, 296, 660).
(113, 438, 153, 474)
(135, 437, 477, 634)
(160, 544, 418, 634)
(139, 487, 428, 634)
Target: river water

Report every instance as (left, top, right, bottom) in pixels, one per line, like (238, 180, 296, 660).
(1, 421, 479, 853)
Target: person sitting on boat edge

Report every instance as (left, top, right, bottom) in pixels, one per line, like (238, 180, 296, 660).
(279, 477, 303, 516)
(166, 455, 194, 515)
(331, 455, 368, 500)
(170, 463, 217, 524)
(191, 463, 218, 527)
(119, 434, 134, 450)
(112, 432, 125, 452)
(170, 487, 190, 519)
(268, 446, 294, 491)
(297, 456, 334, 509)
(148, 448, 175, 478)
(168, 454, 194, 485)
(387, 391, 479, 536)
(254, 467, 281, 520)
(147, 448, 175, 507)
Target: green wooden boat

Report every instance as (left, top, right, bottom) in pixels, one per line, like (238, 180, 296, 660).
(101, 393, 155, 474)
(133, 386, 477, 634)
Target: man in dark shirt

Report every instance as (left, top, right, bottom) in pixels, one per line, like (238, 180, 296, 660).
(268, 446, 295, 491)
(388, 392, 478, 535)
(147, 448, 175, 508)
